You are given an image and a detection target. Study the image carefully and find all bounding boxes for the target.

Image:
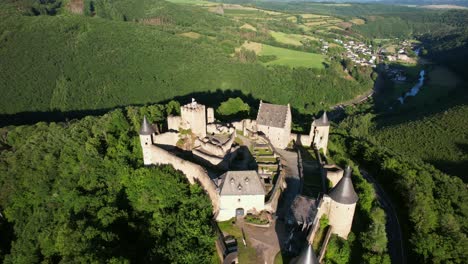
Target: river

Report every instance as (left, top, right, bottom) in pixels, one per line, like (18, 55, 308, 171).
(398, 69, 425, 104)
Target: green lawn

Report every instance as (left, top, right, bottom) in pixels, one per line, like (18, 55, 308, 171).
(260, 44, 325, 68)
(217, 219, 259, 264)
(270, 31, 304, 46)
(165, 0, 215, 5)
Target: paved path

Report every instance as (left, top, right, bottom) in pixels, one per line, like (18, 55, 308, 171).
(360, 169, 406, 264)
(275, 149, 301, 219)
(242, 220, 287, 264)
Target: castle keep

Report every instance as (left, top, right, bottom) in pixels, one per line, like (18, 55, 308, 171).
(256, 101, 292, 149)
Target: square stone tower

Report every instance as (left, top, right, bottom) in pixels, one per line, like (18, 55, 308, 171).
(181, 99, 207, 138)
(256, 101, 292, 149)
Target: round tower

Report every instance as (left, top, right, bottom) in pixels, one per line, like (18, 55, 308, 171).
(310, 111, 330, 155)
(139, 115, 155, 165)
(292, 242, 319, 264)
(327, 165, 358, 239)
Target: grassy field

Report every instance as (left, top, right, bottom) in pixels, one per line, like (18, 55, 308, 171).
(240, 23, 257, 31)
(218, 220, 259, 264)
(261, 45, 325, 68)
(350, 18, 365, 25)
(270, 31, 316, 46)
(270, 31, 303, 46)
(179, 31, 202, 39)
(166, 0, 215, 5)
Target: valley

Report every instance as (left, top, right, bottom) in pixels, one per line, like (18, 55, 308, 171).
(0, 0, 467, 264)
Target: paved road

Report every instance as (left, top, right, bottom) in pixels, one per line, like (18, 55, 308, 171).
(360, 169, 406, 264)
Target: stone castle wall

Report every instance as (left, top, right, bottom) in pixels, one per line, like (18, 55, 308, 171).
(152, 132, 179, 147)
(143, 142, 220, 214)
(290, 133, 312, 147)
(167, 115, 184, 131)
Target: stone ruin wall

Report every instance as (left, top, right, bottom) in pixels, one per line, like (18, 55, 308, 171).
(167, 115, 184, 131)
(146, 144, 220, 214)
(206, 124, 235, 134)
(207, 107, 215, 123)
(152, 132, 179, 147)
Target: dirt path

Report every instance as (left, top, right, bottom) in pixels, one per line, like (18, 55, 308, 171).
(67, 0, 84, 14)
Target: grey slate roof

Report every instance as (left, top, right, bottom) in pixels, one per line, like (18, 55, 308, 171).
(257, 102, 289, 128)
(328, 166, 358, 204)
(139, 115, 155, 135)
(313, 111, 330, 126)
(293, 243, 319, 264)
(219, 171, 265, 196)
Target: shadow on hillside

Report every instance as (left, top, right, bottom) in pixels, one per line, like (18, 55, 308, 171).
(370, 63, 468, 130)
(0, 89, 316, 129)
(427, 143, 468, 182)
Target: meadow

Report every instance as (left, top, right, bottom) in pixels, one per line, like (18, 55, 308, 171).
(261, 44, 325, 68)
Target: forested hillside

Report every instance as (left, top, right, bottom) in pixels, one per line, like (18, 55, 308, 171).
(330, 129, 468, 263)
(0, 0, 373, 118)
(371, 105, 468, 181)
(0, 103, 217, 263)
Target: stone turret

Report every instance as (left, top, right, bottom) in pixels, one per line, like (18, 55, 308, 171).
(311, 111, 330, 155)
(292, 243, 319, 264)
(139, 115, 155, 165)
(328, 166, 358, 239)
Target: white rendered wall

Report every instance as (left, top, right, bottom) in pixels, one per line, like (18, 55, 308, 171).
(217, 194, 265, 221)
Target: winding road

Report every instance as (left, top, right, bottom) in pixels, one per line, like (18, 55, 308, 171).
(360, 169, 406, 264)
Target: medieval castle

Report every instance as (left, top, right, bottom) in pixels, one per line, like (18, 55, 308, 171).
(139, 99, 358, 263)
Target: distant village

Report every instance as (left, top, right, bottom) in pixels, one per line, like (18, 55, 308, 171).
(139, 99, 359, 263)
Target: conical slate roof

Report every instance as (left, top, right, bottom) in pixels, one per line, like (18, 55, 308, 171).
(328, 166, 358, 204)
(293, 243, 319, 264)
(314, 111, 330, 126)
(139, 115, 155, 135)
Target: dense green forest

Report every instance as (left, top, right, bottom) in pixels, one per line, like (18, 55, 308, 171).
(0, 0, 373, 118)
(373, 105, 468, 181)
(0, 103, 217, 263)
(327, 125, 468, 263)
